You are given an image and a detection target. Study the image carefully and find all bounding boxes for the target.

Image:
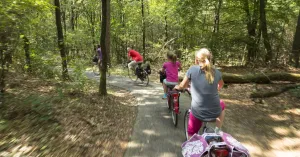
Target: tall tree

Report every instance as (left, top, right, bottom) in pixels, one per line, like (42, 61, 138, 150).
(23, 36, 31, 72)
(54, 0, 69, 80)
(242, 0, 260, 64)
(164, 0, 168, 42)
(292, 9, 300, 68)
(260, 0, 272, 62)
(99, 0, 110, 95)
(211, 0, 223, 62)
(141, 0, 146, 59)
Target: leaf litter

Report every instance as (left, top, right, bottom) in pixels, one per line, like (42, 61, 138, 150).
(0, 73, 137, 157)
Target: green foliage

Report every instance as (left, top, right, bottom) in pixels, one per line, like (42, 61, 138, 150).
(0, 0, 299, 91)
(69, 59, 89, 92)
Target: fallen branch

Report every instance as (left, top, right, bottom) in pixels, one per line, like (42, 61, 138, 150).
(223, 72, 300, 84)
(250, 84, 300, 98)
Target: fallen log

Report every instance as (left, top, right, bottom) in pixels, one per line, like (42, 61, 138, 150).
(222, 72, 300, 84)
(250, 84, 300, 98)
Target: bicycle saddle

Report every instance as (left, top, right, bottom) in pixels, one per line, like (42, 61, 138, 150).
(167, 85, 176, 89)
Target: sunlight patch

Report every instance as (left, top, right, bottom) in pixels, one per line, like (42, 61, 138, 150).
(284, 108, 300, 116)
(127, 141, 142, 148)
(159, 152, 177, 157)
(270, 137, 300, 150)
(269, 114, 290, 121)
(143, 129, 159, 136)
(64, 134, 78, 142)
(242, 143, 262, 156)
(273, 127, 290, 136)
(271, 150, 300, 157)
(163, 115, 171, 119)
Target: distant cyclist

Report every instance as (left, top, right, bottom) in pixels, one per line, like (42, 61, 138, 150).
(161, 51, 181, 99)
(127, 47, 143, 71)
(175, 48, 225, 139)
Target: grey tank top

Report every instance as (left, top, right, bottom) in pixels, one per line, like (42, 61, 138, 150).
(186, 66, 222, 120)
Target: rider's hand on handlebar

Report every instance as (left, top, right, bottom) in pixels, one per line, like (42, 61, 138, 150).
(173, 85, 180, 91)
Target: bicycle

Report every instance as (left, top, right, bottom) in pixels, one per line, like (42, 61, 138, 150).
(184, 109, 217, 140)
(165, 85, 182, 126)
(183, 101, 230, 157)
(126, 61, 150, 86)
(92, 61, 110, 77)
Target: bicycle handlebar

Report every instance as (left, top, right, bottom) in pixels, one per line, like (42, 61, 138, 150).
(172, 88, 191, 96)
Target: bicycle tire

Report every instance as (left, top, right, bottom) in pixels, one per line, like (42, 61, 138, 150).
(166, 94, 171, 110)
(171, 101, 178, 127)
(143, 70, 149, 86)
(184, 110, 190, 140)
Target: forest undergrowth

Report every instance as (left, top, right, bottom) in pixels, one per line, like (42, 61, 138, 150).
(0, 72, 137, 157)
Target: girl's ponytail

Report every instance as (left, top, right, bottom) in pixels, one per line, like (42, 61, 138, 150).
(196, 49, 215, 84)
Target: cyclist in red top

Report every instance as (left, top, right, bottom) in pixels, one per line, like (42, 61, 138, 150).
(127, 47, 143, 70)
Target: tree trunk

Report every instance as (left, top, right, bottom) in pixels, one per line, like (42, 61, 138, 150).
(71, 0, 75, 31)
(260, 0, 272, 63)
(250, 84, 300, 98)
(54, 0, 69, 80)
(99, 0, 110, 95)
(292, 10, 300, 68)
(164, 0, 168, 42)
(0, 49, 5, 93)
(222, 72, 300, 84)
(141, 0, 146, 59)
(61, 0, 67, 35)
(91, 11, 96, 53)
(23, 36, 31, 72)
(243, 0, 259, 64)
(211, 0, 222, 63)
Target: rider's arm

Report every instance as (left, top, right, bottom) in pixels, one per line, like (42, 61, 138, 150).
(218, 79, 224, 91)
(127, 52, 131, 61)
(175, 76, 189, 90)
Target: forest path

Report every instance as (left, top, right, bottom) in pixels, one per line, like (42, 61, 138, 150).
(85, 72, 191, 157)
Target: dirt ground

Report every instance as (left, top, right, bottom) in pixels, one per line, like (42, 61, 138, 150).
(0, 73, 137, 157)
(220, 83, 300, 157)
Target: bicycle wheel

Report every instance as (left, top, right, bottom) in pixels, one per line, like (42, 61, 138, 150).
(166, 94, 171, 110)
(184, 110, 190, 140)
(93, 64, 100, 75)
(171, 100, 178, 127)
(142, 70, 149, 86)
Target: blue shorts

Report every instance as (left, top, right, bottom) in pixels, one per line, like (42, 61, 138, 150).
(163, 79, 178, 86)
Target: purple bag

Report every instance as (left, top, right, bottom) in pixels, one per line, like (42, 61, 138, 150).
(182, 132, 250, 157)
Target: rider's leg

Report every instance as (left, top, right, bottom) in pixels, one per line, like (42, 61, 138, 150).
(162, 79, 168, 99)
(216, 100, 226, 128)
(128, 60, 136, 70)
(188, 111, 202, 140)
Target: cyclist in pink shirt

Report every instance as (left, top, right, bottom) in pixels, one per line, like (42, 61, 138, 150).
(161, 52, 181, 99)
